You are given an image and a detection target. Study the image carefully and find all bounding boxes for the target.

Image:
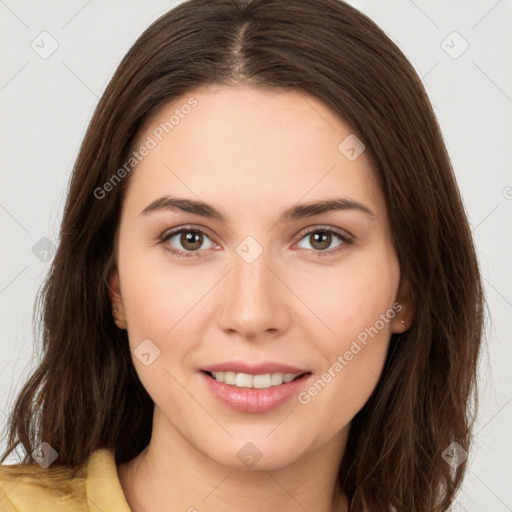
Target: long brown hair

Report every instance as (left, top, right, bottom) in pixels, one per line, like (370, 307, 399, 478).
(1, 1, 484, 510)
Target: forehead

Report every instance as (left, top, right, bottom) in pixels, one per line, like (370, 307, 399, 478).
(124, 85, 385, 223)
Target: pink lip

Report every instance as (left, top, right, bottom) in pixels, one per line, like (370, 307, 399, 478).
(200, 371, 312, 413)
(201, 361, 309, 375)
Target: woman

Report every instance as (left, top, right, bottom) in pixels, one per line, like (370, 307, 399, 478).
(0, 0, 484, 511)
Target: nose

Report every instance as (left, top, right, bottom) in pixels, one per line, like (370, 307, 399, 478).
(217, 248, 292, 341)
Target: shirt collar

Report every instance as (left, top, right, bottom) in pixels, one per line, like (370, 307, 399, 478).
(85, 449, 132, 512)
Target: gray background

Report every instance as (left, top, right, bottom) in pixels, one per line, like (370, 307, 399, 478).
(1, 1, 511, 510)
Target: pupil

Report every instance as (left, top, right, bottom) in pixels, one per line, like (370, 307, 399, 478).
(312, 232, 331, 250)
(182, 231, 202, 250)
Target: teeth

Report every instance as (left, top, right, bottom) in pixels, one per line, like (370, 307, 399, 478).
(210, 371, 302, 389)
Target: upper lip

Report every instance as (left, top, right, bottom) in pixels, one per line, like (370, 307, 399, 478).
(201, 361, 310, 375)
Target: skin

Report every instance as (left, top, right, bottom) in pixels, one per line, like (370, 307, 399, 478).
(110, 85, 414, 512)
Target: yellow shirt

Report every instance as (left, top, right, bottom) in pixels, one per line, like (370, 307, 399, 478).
(0, 448, 131, 511)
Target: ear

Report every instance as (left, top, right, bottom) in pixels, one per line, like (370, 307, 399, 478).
(107, 267, 127, 330)
(390, 276, 415, 334)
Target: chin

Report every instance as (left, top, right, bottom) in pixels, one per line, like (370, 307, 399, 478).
(198, 434, 309, 472)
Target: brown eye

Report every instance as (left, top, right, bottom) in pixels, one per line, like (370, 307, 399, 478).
(161, 227, 215, 257)
(179, 230, 204, 251)
(309, 232, 333, 251)
(296, 228, 352, 256)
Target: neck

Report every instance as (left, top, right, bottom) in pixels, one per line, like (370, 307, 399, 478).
(118, 409, 350, 512)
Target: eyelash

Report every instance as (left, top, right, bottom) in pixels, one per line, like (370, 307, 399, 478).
(158, 225, 354, 259)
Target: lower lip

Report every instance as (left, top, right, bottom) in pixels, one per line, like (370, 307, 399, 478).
(200, 371, 312, 413)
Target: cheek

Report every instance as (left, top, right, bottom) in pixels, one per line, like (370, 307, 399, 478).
(116, 253, 207, 404)
(117, 239, 219, 376)
(293, 249, 399, 415)
(120, 262, 204, 345)
(297, 248, 399, 348)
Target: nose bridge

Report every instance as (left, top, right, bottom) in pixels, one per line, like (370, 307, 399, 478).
(233, 248, 272, 298)
(218, 241, 290, 337)
(232, 232, 275, 294)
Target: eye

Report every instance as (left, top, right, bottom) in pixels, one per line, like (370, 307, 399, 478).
(159, 226, 217, 258)
(295, 227, 353, 256)
(159, 225, 354, 259)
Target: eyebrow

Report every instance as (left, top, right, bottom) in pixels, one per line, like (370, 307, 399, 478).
(140, 196, 376, 222)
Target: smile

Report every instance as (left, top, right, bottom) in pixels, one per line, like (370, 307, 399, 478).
(200, 370, 312, 413)
(206, 371, 304, 389)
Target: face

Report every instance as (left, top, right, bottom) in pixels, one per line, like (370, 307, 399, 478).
(109, 85, 412, 470)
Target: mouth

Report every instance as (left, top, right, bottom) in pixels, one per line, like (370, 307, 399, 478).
(200, 370, 313, 413)
(201, 370, 310, 389)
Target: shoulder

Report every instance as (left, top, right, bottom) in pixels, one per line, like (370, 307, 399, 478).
(0, 448, 123, 512)
(0, 461, 87, 512)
